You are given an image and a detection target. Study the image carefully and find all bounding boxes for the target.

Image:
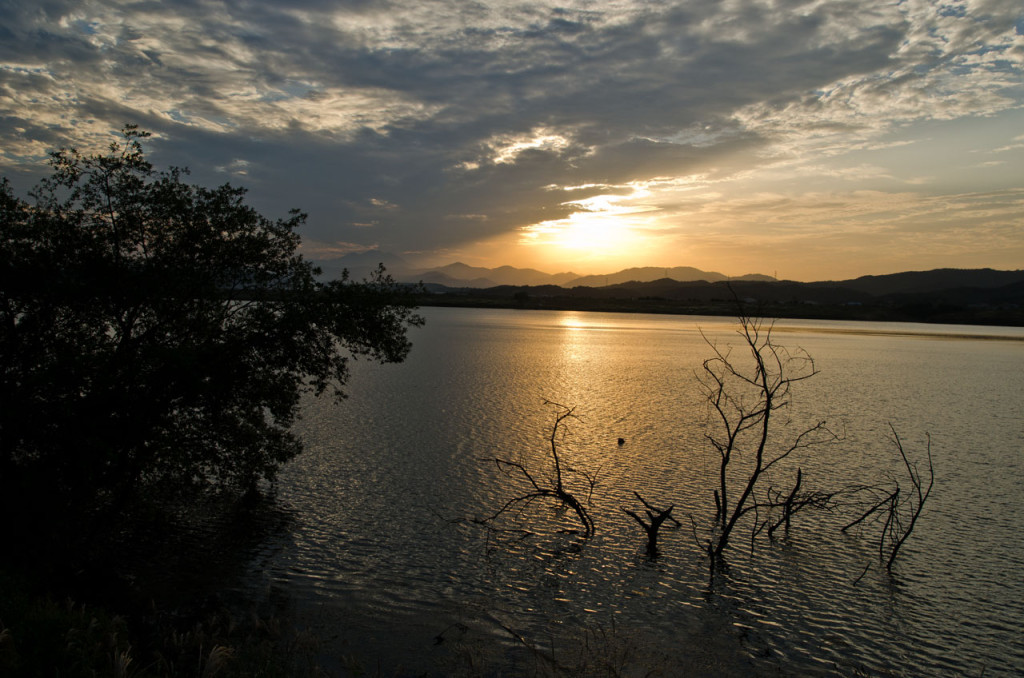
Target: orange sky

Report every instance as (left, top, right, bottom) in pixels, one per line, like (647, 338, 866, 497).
(2, 1, 1022, 282)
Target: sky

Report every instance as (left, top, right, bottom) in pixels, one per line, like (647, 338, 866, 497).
(1, 0, 1022, 281)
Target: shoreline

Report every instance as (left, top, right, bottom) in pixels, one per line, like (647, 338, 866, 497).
(414, 294, 1024, 328)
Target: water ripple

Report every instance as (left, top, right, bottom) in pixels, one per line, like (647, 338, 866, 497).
(245, 308, 1024, 676)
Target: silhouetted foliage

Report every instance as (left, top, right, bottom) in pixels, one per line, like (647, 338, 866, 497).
(0, 126, 422, 556)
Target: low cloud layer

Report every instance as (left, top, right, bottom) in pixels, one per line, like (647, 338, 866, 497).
(2, 0, 1022, 278)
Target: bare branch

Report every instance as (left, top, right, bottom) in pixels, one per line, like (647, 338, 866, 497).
(691, 313, 839, 568)
(623, 491, 681, 558)
(885, 427, 934, 571)
(476, 402, 596, 538)
(840, 425, 935, 572)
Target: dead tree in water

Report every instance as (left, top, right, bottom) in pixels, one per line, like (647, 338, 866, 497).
(477, 401, 597, 538)
(753, 468, 838, 544)
(842, 425, 934, 572)
(622, 491, 680, 558)
(696, 312, 839, 568)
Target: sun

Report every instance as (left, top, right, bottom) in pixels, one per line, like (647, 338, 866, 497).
(519, 193, 658, 267)
(556, 213, 634, 252)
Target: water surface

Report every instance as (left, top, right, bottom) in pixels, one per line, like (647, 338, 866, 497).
(244, 308, 1024, 675)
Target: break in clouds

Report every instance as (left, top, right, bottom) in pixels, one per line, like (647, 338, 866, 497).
(1, 0, 1022, 277)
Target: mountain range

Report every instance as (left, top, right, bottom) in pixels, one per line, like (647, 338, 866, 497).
(314, 251, 775, 287)
(312, 251, 1024, 326)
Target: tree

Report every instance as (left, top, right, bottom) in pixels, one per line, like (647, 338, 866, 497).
(694, 312, 838, 568)
(0, 126, 422, 550)
(842, 424, 934, 573)
(477, 401, 597, 538)
(622, 491, 680, 559)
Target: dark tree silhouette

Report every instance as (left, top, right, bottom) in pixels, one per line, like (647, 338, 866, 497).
(0, 126, 422, 552)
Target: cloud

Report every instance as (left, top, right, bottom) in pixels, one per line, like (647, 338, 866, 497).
(654, 186, 1024, 279)
(0, 0, 1021, 276)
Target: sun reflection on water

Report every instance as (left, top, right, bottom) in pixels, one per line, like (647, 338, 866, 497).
(557, 312, 589, 331)
(273, 307, 1024, 677)
(556, 312, 593, 364)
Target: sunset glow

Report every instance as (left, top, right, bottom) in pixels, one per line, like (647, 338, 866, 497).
(520, 192, 660, 265)
(1, 1, 1022, 280)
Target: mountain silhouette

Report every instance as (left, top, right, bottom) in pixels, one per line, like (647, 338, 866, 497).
(312, 252, 771, 287)
(404, 262, 771, 287)
(315, 250, 412, 282)
(410, 266, 1024, 326)
(311, 252, 1023, 326)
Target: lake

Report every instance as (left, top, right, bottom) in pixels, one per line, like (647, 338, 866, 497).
(239, 307, 1024, 676)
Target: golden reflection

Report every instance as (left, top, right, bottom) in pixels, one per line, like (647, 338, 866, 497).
(557, 312, 592, 363)
(558, 312, 590, 332)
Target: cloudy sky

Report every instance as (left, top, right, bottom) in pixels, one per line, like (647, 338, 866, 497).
(2, 0, 1022, 280)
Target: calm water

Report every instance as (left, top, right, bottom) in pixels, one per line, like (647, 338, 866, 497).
(240, 307, 1024, 676)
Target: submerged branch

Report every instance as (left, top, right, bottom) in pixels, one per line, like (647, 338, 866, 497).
(840, 425, 935, 572)
(622, 491, 681, 558)
(476, 401, 596, 538)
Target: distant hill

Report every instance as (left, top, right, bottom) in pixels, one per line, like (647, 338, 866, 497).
(310, 252, 1023, 325)
(568, 266, 729, 286)
(417, 270, 499, 288)
(515, 278, 873, 305)
(404, 263, 773, 288)
(418, 262, 579, 287)
(418, 262, 493, 282)
(309, 251, 776, 287)
(416, 268, 1024, 326)
(824, 268, 1024, 295)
